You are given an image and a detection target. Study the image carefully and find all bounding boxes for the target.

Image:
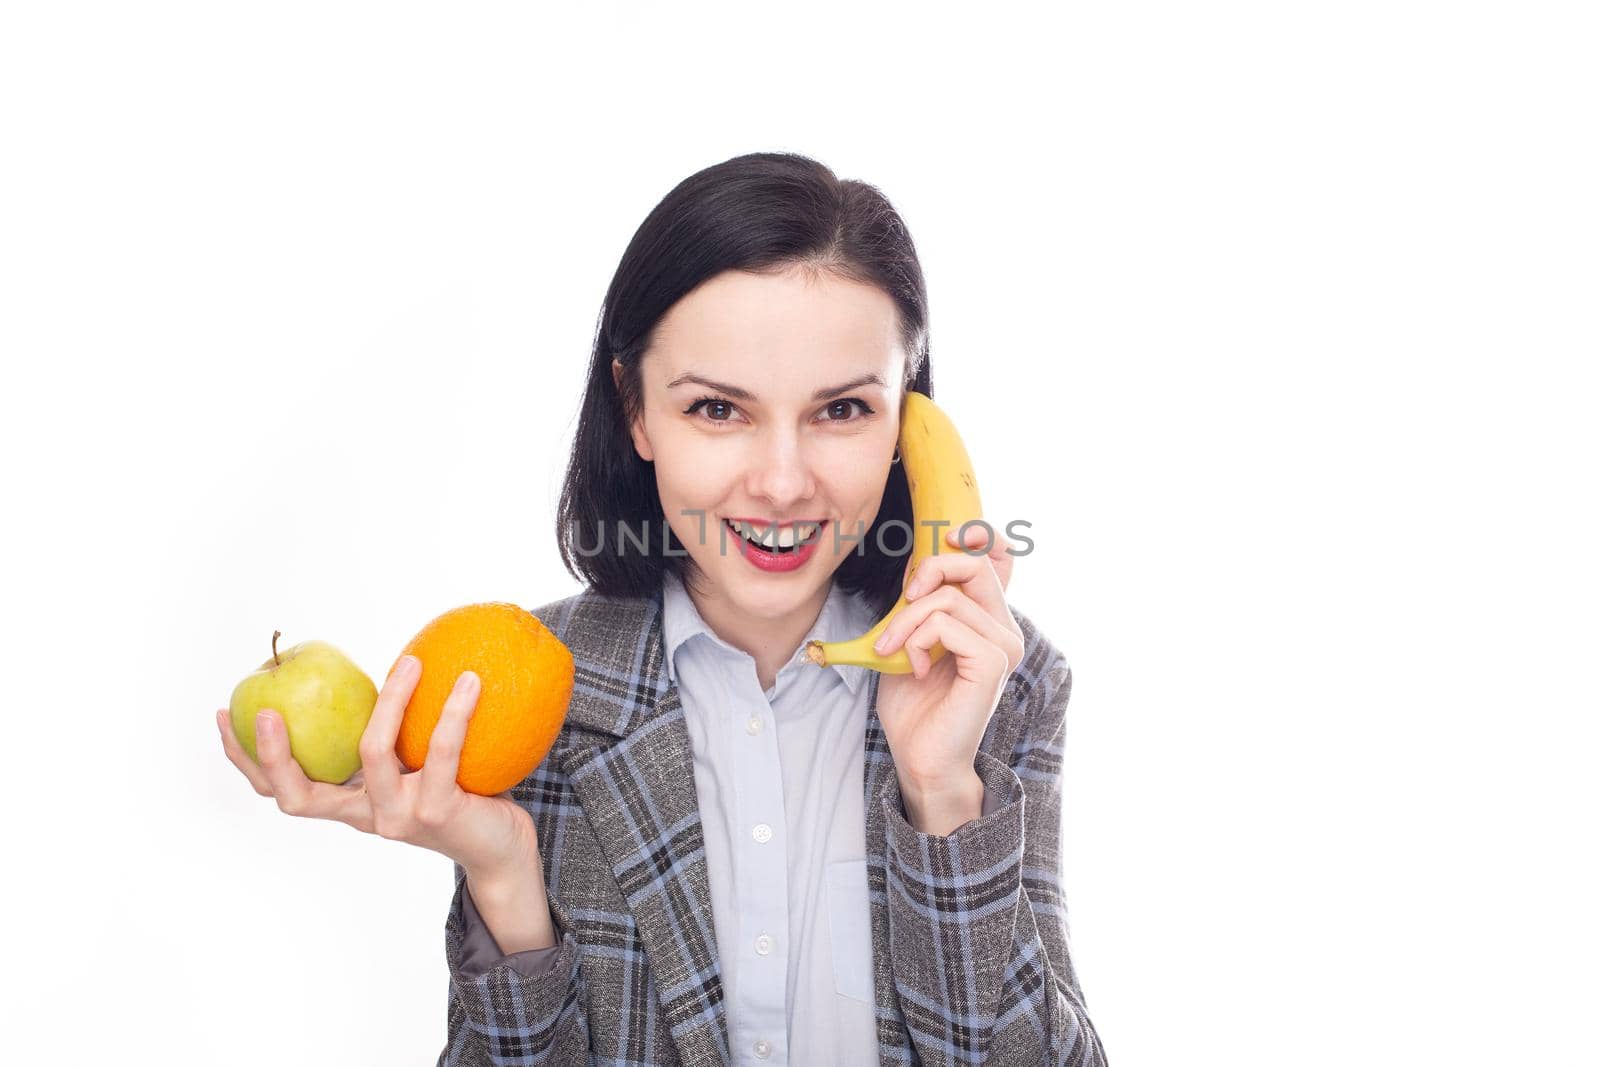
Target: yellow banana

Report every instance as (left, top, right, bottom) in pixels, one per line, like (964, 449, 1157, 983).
(805, 390, 983, 674)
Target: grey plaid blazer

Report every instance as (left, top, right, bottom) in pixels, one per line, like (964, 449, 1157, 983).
(438, 583, 1108, 1066)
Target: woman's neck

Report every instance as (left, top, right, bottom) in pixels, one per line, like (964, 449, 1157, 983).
(684, 575, 831, 692)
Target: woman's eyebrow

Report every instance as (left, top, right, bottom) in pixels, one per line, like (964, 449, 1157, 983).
(666, 371, 886, 402)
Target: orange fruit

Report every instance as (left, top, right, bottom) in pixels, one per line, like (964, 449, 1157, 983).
(391, 602, 575, 796)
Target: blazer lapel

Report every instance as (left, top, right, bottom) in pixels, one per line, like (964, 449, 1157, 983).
(861, 669, 919, 1061)
(859, 664, 1028, 1064)
(549, 590, 731, 1067)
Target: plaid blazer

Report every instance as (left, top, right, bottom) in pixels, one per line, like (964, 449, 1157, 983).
(438, 583, 1108, 1066)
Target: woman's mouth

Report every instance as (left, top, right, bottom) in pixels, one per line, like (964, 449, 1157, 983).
(723, 519, 827, 573)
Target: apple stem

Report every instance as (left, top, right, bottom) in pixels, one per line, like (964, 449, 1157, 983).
(272, 630, 282, 667)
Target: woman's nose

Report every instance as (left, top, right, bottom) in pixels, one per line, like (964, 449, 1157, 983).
(746, 431, 816, 506)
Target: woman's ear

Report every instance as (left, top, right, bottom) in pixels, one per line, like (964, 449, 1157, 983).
(612, 358, 655, 463)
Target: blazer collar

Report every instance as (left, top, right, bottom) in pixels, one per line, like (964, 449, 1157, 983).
(546, 584, 673, 739)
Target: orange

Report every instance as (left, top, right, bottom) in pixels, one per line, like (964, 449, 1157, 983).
(391, 602, 575, 796)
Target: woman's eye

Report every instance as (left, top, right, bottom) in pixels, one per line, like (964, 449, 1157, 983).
(822, 398, 874, 422)
(685, 396, 740, 423)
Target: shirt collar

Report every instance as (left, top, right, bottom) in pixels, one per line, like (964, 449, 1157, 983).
(661, 569, 875, 696)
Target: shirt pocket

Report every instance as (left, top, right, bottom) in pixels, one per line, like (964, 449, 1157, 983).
(824, 858, 876, 1005)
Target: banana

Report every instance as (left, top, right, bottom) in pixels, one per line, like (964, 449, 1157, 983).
(804, 390, 983, 674)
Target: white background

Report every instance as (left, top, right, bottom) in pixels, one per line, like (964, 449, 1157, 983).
(3, 2, 1595, 1064)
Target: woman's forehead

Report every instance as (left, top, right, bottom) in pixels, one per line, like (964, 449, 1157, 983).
(650, 269, 901, 367)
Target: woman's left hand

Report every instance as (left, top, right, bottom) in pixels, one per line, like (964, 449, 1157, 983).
(872, 522, 1026, 826)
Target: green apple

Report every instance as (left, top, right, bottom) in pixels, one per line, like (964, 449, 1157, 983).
(229, 630, 379, 784)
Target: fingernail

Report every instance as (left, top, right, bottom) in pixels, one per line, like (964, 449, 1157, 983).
(873, 633, 890, 653)
(457, 671, 479, 695)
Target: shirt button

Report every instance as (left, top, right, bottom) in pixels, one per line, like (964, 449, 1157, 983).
(746, 715, 764, 735)
(755, 933, 773, 955)
(752, 823, 773, 843)
(754, 1038, 772, 1058)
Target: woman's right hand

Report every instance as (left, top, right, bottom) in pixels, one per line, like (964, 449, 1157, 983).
(216, 654, 538, 880)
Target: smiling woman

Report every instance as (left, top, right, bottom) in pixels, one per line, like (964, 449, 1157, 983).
(558, 155, 934, 638)
(436, 152, 1107, 1066)
(605, 265, 909, 674)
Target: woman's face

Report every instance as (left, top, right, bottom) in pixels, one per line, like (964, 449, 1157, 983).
(615, 265, 905, 624)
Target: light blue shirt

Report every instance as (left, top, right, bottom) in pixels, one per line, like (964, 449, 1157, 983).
(660, 568, 882, 1066)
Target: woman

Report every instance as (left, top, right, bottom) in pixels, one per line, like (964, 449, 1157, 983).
(218, 152, 1107, 1066)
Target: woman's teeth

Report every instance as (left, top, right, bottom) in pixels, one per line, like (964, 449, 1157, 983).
(726, 519, 823, 552)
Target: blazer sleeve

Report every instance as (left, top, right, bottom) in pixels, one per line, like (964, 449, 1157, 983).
(878, 642, 1109, 1066)
(437, 862, 592, 1065)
